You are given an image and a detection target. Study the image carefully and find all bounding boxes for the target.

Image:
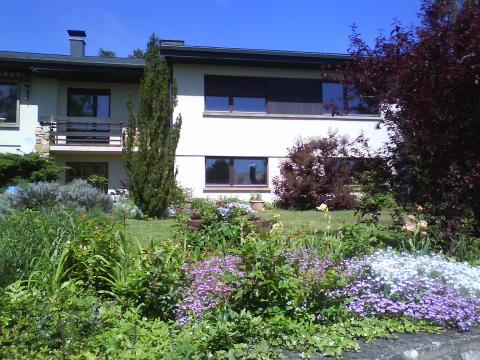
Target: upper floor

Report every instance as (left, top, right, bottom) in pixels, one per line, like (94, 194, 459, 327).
(0, 31, 387, 157)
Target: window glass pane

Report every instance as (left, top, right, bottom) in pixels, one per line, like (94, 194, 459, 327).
(322, 82, 344, 115)
(233, 97, 265, 112)
(0, 83, 18, 123)
(205, 96, 229, 111)
(206, 158, 230, 184)
(233, 158, 267, 185)
(346, 86, 378, 115)
(267, 78, 323, 115)
(69, 94, 95, 117)
(97, 95, 110, 117)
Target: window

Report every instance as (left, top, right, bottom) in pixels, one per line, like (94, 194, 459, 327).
(67, 88, 110, 117)
(267, 78, 323, 115)
(205, 76, 266, 112)
(322, 82, 345, 115)
(204, 75, 378, 116)
(67, 88, 111, 143)
(66, 162, 108, 192)
(345, 85, 378, 115)
(323, 82, 379, 116)
(0, 83, 18, 124)
(205, 157, 268, 186)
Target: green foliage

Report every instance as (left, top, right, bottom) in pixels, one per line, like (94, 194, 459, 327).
(355, 159, 396, 224)
(98, 48, 116, 57)
(288, 222, 383, 260)
(169, 183, 192, 209)
(0, 202, 468, 358)
(87, 174, 108, 190)
(128, 48, 145, 59)
(0, 153, 66, 187)
(0, 209, 76, 287)
(178, 201, 260, 250)
(0, 208, 118, 288)
(123, 34, 182, 218)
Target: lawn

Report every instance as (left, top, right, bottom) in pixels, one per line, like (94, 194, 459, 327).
(125, 209, 393, 246)
(261, 208, 393, 230)
(125, 217, 177, 247)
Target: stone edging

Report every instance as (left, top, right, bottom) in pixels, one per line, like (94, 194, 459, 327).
(285, 328, 480, 359)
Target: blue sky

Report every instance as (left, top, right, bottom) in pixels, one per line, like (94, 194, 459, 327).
(1, 0, 422, 57)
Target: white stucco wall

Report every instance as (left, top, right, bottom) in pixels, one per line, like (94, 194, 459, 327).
(0, 104, 38, 153)
(172, 63, 389, 201)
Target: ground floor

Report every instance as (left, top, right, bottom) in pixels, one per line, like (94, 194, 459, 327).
(53, 152, 283, 201)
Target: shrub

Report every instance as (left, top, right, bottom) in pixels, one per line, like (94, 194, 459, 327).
(273, 132, 371, 210)
(6, 180, 112, 213)
(7, 181, 60, 210)
(0, 153, 66, 187)
(0, 194, 12, 217)
(112, 197, 145, 220)
(355, 158, 397, 224)
(59, 180, 112, 212)
(0, 209, 71, 286)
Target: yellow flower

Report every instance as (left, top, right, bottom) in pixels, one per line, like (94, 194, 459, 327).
(316, 203, 329, 212)
(270, 222, 284, 234)
(273, 214, 281, 222)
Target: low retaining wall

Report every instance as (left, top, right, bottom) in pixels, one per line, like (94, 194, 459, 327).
(286, 328, 480, 359)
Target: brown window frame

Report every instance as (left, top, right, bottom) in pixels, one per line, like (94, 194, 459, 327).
(204, 75, 379, 116)
(66, 162, 109, 192)
(205, 156, 269, 186)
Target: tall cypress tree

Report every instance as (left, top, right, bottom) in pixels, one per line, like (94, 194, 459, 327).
(123, 34, 182, 218)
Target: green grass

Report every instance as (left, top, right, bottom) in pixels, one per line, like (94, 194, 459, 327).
(261, 208, 392, 231)
(124, 218, 177, 247)
(123, 209, 393, 247)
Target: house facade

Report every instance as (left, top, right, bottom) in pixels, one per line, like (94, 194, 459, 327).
(0, 31, 388, 201)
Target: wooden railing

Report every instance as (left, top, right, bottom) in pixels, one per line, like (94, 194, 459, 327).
(42, 116, 127, 146)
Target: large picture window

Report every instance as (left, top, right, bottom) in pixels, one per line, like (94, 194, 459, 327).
(0, 83, 18, 124)
(205, 157, 268, 186)
(204, 75, 378, 116)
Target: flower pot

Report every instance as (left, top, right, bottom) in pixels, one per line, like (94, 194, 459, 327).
(250, 200, 265, 211)
(187, 219, 203, 231)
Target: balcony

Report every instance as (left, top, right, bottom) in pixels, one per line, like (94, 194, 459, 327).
(42, 116, 127, 152)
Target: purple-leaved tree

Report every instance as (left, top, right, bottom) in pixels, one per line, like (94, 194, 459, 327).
(349, 0, 480, 249)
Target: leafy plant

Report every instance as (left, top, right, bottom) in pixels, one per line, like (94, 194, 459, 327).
(273, 131, 372, 210)
(0, 153, 66, 187)
(123, 34, 182, 218)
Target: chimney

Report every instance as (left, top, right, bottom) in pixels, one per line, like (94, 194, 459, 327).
(159, 39, 184, 47)
(67, 30, 86, 57)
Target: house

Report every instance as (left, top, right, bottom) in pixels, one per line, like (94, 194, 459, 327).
(0, 30, 388, 201)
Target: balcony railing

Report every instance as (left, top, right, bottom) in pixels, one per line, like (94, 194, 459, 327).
(42, 116, 127, 147)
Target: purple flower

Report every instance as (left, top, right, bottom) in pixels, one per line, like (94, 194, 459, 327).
(176, 255, 244, 324)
